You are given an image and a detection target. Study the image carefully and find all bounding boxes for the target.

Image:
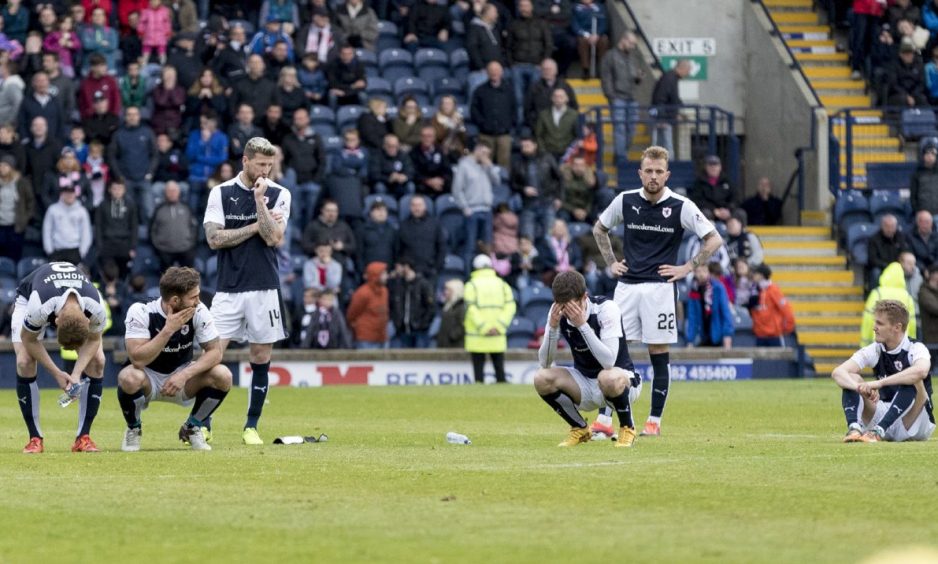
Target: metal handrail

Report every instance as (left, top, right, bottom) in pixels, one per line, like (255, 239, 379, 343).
(752, 0, 823, 108)
(616, 0, 662, 70)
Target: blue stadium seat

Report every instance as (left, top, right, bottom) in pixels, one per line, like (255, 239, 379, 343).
(379, 49, 414, 83)
(324, 135, 343, 154)
(399, 194, 434, 220)
(733, 305, 753, 331)
(567, 222, 591, 241)
(439, 254, 466, 287)
(435, 194, 460, 217)
(0, 287, 15, 305)
(901, 108, 938, 140)
(0, 256, 15, 278)
(522, 302, 551, 328)
(833, 190, 870, 224)
(869, 190, 910, 223)
(291, 253, 306, 273)
(432, 77, 466, 102)
(866, 162, 917, 191)
(336, 105, 365, 132)
(394, 76, 429, 101)
(449, 48, 469, 78)
(377, 20, 400, 51)
(734, 329, 757, 347)
(363, 194, 399, 217)
(415, 48, 449, 82)
(313, 123, 338, 138)
(507, 316, 535, 348)
(356, 48, 379, 77)
(492, 184, 512, 208)
(845, 221, 876, 251)
(365, 77, 393, 102)
(850, 240, 869, 267)
(132, 245, 160, 275)
(664, 161, 696, 191)
(0, 275, 16, 291)
(17, 257, 46, 279)
(443, 254, 465, 273)
(310, 105, 336, 126)
(520, 285, 552, 309)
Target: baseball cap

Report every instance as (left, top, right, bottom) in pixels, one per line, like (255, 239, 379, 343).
(704, 155, 721, 166)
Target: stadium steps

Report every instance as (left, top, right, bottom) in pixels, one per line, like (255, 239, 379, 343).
(568, 79, 632, 188)
(765, 1, 909, 191)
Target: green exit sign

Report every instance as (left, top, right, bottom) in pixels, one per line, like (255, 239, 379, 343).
(660, 56, 708, 81)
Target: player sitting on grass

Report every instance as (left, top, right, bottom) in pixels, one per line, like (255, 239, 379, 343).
(534, 271, 642, 447)
(117, 267, 232, 452)
(831, 299, 935, 443)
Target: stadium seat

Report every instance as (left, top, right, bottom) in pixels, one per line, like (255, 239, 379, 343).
(0, 275, 16, 291)
(365, 77, 394, 104)
(0, 287, 14, 304)
(833, 190, 870, 224)
(363, 194, 399, 217)
(432, 77, 465, 102)
(734, 329, 757, 347)
(567, 222, 591, 241)
(663, 161, 696, 191)
(415, 48, 449, 83)
(336, 105, 365, 132)
(16, 257, 46, 279)
(449, 48, 469, 82)
(733, 306, 753, 331)
(376, 20, 400, 52)
(324, 135, 343, 154)
(0, 256, 15, 278)
(132, 245, 160, 275)
(850, 240, 870, 266)
(399, 194, 434, 220)
(845, 221, 876, 252)
(439, 254, 466, 285)
(443, 254, 465, 274)
(435, 194, 460, 217)
(520, 285, 552, 310)
(379, 49, 414, 83)
(492, 184, 512, 208)
(901, 108, 938, 140)
(291, 254, 306, 273)
(310, 105, 336, 126)
(356, 48, 379, 77)
(869, 190, 910, 224)
(394, 77, 429, 102)
(866, 162, 917, 191)
(507, 316, 536, 348)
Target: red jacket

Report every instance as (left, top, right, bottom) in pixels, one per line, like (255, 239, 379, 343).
(750, 282, 796, 339)
(82, 0, 113, 22)
(853, 0, 885, 16)
(118, 0, 148, 35)
(346, 262, 389, 343)
(78, 74, 121, 120)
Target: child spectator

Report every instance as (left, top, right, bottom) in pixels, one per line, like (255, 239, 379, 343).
(137, 0, 172, 64)
(298, 289, 354, 349)
(303, 239, 343, 292)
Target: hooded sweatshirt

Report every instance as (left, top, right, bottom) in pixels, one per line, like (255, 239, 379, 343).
(452, 154, 497, 214)
(860, 262, 919, 346)
(43, 199, 92, 256)
(346, 261, 389, 343)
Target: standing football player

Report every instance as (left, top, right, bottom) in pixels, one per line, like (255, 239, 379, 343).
(12, 262, 108, 453)
(203, 137, 291, 445)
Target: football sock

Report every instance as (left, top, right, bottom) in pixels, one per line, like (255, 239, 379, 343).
(77, 377, 103, 437)
(540, 391, 587, 428)
(874, 385, 917, 432)
(188, 387, 228, 427)
(605, 390, 634, 429)
(16, 377, 42, 438)
(841, 389, 861, 427)
(245, 362, 269, 429)
(117, 387, 146, 429)
(649, 352, 671, 419)
(596, 407, 613, 426)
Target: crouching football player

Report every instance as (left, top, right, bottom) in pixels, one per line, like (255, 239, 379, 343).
(534, 271, 642, 448)
(118, 267, 231, 451)
(831, 299, 935, 443)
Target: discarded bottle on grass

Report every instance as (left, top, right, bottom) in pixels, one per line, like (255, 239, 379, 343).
(58, 382, 82, 408)
(446, 432, 471, 445)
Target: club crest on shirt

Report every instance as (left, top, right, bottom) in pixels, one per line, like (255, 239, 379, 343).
(895, 360, 903, 371)
(662, 207, 672, 218)
(263, 196, 270, 205)
(181, 325, 190, 336)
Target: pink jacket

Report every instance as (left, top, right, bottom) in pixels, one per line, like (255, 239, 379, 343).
(137, 5, 172, 46)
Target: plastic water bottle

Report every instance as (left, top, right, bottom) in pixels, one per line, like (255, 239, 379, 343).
(58, 383, 82, 408)
(446, 432, 471, 445)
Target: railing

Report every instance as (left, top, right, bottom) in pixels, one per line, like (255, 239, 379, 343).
(829, 106, 923, 192)
(616, 0, 662, 71)
(753, 0, 823, 108)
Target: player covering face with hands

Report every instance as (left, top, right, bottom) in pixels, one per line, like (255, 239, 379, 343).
(534, 271, 641, 448)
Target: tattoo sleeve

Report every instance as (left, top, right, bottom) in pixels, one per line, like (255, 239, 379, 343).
(205, 221, 259, 250)
(691, 231, 721, 267)
(255, 202, 283, 247)
(592, 221, 618, 267)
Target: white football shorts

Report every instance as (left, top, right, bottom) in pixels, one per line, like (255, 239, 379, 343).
(210, 289, 286, 344)
(613, 281, 678, 344)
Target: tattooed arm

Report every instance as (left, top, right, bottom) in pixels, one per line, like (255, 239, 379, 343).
(691, 230, 723, 268)
(205, 221, 259, 250)
(592, 220, 628, 276)
(255, 199, 285, 247)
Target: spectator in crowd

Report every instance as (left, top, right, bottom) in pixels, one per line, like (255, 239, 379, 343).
(0, 125, 24, 171)
(23, 117, 63, 187)
(885, 38, 927, 107)
(1, 0, 28, 45)
(509, 235, 546, 289)
(747, 263, 796, 347)
(888, 0, 920, 28)
(94, 178, 138, 279)
(741, 176, 784, 226)
(559, 155, 598, 223)
(511, 133, 561, 239)
(860, 261, 917, 346)
(396, 194, 447, 281)
(358, 97, 392, 150)
(538, 217, 581, 284)
(303, 239, 343, 292)
(534, 87, 579, 161)
(466, 3, 505, 94)
(275, 66, 305, 120)
(298, 289, 354, 349)
(524, 57, 577, 129)
(918, 263, 938, 348)
(185, 68, 228, 131)
(464, 254, 516, 383)
(185, 112, 229, 189)
(600, 31, 642, 163)
(260, 0, 301, 34)
(685, 263, 734, 349)
(83, 138, 108, 207)
(392, 96, 423, 151)
(297, 52, 327, 104)
(152, 132, 189, 201)
(256, 103, 291, 147)
(388, 258, 435, 347)
(297, 8, 342, 63)
(869, 213, 908, 285)
(81, 91, 120, 145)
(508, 0, 552, 123)
(282, 107, 326, 215)
(725, 214, 764, 267)
(404, 0, 451, 52)
(77, 53, 120, 120)
(572, 0, 608, 78)
(326, 43, 367, 108)
(119, 60, 147, 111)
(324, 129, 369, 225)
(690, 155, 736, 222)
(911, 139, 938, 214)
(493, 202, 519, 257)
(302, 199, 357, 265)
(43, 15, 81, 78)
(233, 54, 278, 119)
(347, 261, 389, 348)
(731, 257, 753, 307)
(453, 140, 498, 264)
(265, 39, 295, 79)
(909, 210, 938, 269)
(40, 147, 90, 212)
(250, 17, 294, 58)
(18, 71, 66, 140)
(471, 61, 515, 167)
(80, 9, 118, 72)
(437, 279, 466, 348)
(431, 95, 466, 156)
(533, 0, 574, 73)
(850, 0, 885, 80)
(369, 133, 414, 198)
(0, 154, 34, 262)
(901, 250, 924, 305)
(411, 124, 453, 197)
(42, 183, 91, 265)
(212, 24, 249, 85)
(0, 60, 24, 127)
(137, 0, 172, 64)
(108, 105, 158, 220)
(650, 59, 690, 156)
(228, 104, 263, 160)
(71, 127, 90, 166)
(335, 0, 379, 51)
(356, 198, 397, 274)
(119, 11, 144, 66)
(42, 51, 76, 122)
(151, 65, 186, 138)
(149, 181, 197, 270)
(926, 45, 938, 105)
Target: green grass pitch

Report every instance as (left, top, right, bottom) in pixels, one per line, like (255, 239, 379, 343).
(1, 380, 938, 563)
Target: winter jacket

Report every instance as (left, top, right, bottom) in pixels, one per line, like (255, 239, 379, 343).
(537, 235, 582, 272)
(149, 201, 197, 254)
(651, 68, 683, 121)
(726, 230, 764, 267)
(227, 122, 263, 160)
(39, 171, 91, 212)
(860, 262, 918, 345)
(749, 279, 795, 340)
(137, 5, 172, 47)
(868, 230, 909, 271)
(436, 299, 466, 348)
(325, 57, 366, 92)
(741, 194, 783, 226)
(452, 155, 497, 214)
(396, 214, 447, 278)
(466, 17, 505, 70)
(600, 47, 641, 102)
(919, 282, 938, 345)
(43, 200, 92, 257)
(0, 175, 35, 233)
(369, 149, 414, 188)
(510, 152, 562, 206)
(18, 93, 66, 140)
(571, 1, 607, 37)
(471, 80, 516, 134)
(508, 15, 552, 65)
(248, 29, 294, 58)
(303, 257, 343, 291)
(185, 130, 229, 183)
(153, 148, 189, 182)
(534, 107, 579, 157)
(464, 267, 516, 353)
(908, 229, 938, 269)
(78, 74, 120, 120)
(356, 219, 397, 273)
(388, 273, 436, 333)
(886, 56, 926, 102)
(299, 305, 353, 349)
(81, 112, 119, 145)
(232, 75, 278, 119)
(492, 210, 519, 255)
(151, 84, 186, 135)
(524, 77, 578, 128)
(392, 116, 423, 148)
(335, 3, 379, 51)
(690, 174, 737, 214)
(23, 138, 63, 185)
(347, 262, 389, 343)
(0, 73, 23, 127)
(924, 1, 938, 34)
(911, 163, 938, 214)
(78, 26, 118, 70)
(259, 0, 300, 29)
(302, 218, 357, 260)
(281, 128, 326, 184)
(119, 75, 148, 110)
(405, 0, 450, 39)
(108, 124, 158, 182)
(1, 5, 28, 44)
(94, 195, 138, 255)
(560, 163, 596, 216)
(42, 31, 81, 73)
(411, 144, 453, 194)
(686, 279, 735, 345)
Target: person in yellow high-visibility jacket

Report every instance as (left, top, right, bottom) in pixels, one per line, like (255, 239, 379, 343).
(861, 262, 917, 346)
(62, 283, 112, 369)
(464, 254, 516, 383)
